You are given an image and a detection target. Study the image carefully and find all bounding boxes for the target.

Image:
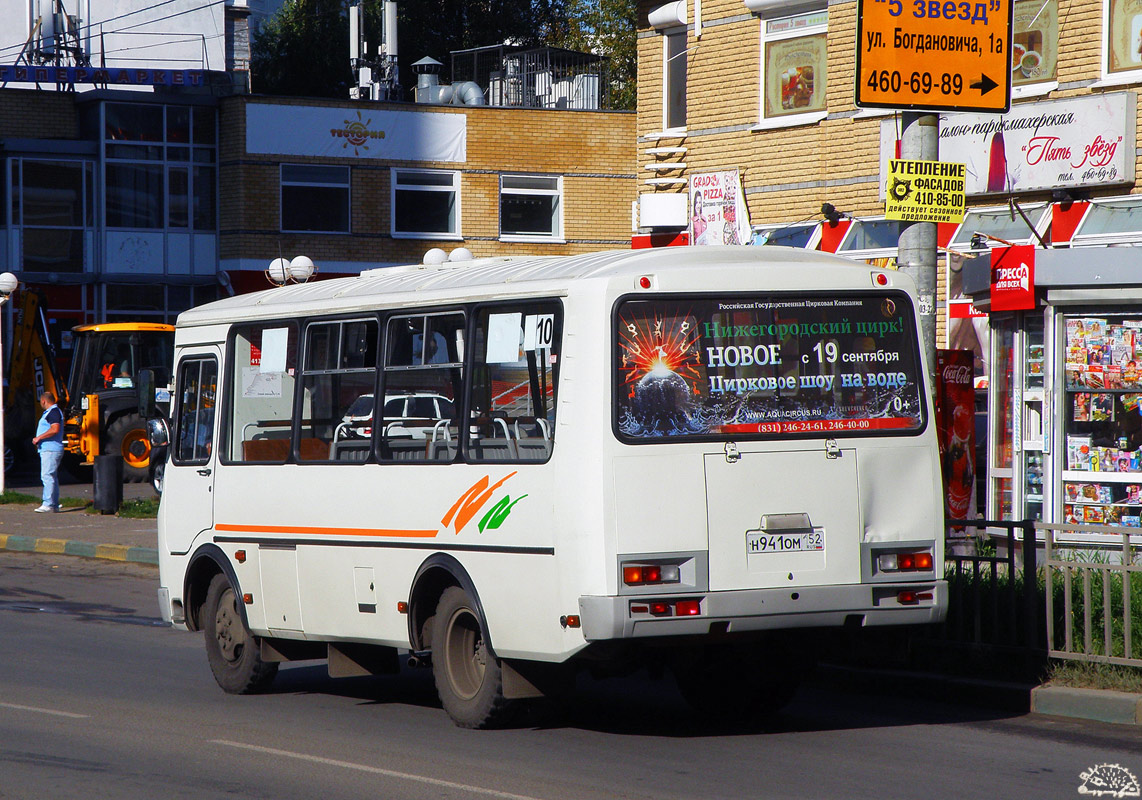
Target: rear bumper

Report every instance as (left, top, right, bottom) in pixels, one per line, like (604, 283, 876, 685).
(578, 580, 947, 641)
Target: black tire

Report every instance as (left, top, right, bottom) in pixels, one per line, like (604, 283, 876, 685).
(431, 586, 516, 729)
(106, 414, 150, 483)
(151, 461, 165, 495)
(674, 643, 802, 721)
(203, 573, 278, 694)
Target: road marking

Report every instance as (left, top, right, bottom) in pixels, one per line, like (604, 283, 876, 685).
(0, 702, 89, 719)
(211, 740, 547, 800)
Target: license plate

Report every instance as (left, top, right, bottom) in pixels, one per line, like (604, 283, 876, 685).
(746, 528, 825, 555)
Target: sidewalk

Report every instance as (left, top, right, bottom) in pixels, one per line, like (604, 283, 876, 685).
(0, 472, 158, 565)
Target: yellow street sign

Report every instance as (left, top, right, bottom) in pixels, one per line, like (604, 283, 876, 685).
(856, 0, 1013, 113)
(885, 159, 966, 223)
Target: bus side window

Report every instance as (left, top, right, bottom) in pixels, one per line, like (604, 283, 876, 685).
(380, 313, 463, 462)
(227, 323, 298, 463)
(468, 303, 559, 463)
(299, 319, 378, 463)
(173, 357, 217, 463)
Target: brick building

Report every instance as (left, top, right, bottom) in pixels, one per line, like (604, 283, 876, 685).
(633, 0, 1142, 524)
(0, 85, 634, 341)
(219, 94, 636, 293)
(635, 0, 1142, 343)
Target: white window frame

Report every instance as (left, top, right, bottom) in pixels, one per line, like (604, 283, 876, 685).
(391, 168, 462, 240)
(280, 164, 351, 234)
(752, 8, 828, 132)
(499, 174, 564, 243)
(662, 27, 688, 134)
(751, 221, 821, 248)
(834, 216, 903, 260)
(1009, 0, 1060, 99)
(1097, 0, 1142, 86)
(1070, 196, 1142, 247)
(947, 203, 1051, 250)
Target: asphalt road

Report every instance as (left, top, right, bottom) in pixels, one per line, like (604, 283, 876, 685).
(2, 551, 1140, 800)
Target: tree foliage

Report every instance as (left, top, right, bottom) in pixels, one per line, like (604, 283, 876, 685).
(250, 0, 635, 107)
(251, 0, 352, 97)
(546, 0, 636, 109)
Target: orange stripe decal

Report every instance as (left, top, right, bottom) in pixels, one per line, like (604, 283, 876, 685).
(215, 523, 437, 538)
(441, 472, 517, 534)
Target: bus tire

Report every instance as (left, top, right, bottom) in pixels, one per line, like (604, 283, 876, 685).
(203, 573, 278, 694)
(431, 586, 515, 729)
(106, 414, 150, 483)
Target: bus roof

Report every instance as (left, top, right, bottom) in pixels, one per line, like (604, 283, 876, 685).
(175, 247, 886, 328)
(73, 322, 176, 333)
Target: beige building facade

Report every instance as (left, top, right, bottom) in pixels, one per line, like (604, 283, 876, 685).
(635, 0, 1142, 350)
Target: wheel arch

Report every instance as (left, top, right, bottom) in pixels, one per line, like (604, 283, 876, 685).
(184, 543, 245, 633)
(407, 553, 490, 653)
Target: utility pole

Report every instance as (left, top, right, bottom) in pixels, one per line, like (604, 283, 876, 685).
(895, 111, 939, 379)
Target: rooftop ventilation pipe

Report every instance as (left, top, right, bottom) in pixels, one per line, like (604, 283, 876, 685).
(412, 55, 486, 105)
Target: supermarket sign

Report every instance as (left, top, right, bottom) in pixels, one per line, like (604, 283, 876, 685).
(990, 245, 1035, 311)
(879, 92, 1136, 196)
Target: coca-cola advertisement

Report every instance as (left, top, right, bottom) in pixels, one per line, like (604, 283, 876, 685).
(936, 350, 978, 527)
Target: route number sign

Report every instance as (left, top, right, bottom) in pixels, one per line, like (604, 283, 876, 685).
(855, 0, 1013, 113)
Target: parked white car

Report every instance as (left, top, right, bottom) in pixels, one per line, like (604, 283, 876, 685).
(339, 393, 455, 440)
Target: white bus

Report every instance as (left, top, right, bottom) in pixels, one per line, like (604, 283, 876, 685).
(152, 247, 947, 728)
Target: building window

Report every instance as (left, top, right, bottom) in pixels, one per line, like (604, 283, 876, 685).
(103, 283, 220, 323)
(1107, 0, 1142, 74)
(500, 175, 562, 240)
(392, 169, 461, 239)
(13, 158, 93, 273)
(103, 103, 216, 233)
(106, 163, 163, 228)
(281, 164, 350, 233)
(759, 10, 827, 125)
(663, 28, 687, 131)
(1013, 0, 1057, 88)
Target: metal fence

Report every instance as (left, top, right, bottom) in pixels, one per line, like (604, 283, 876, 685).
(941, 519, 1044, 661)
(1040, 523, 1142, 668)
(450, 45, 610, 110)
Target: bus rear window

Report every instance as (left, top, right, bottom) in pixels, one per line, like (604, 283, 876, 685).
(615, 293, 925, 440)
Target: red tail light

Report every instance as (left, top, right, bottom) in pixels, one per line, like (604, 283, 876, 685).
(674, 599, 701, 616)
(649, 602, 671, 616)
(898, 590, 933, 605)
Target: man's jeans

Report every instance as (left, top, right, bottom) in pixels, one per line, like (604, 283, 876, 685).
(39, 449, 63, 509)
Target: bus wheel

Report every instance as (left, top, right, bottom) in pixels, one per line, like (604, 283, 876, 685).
(107, 414, 150, 483)
(432, 586, 515, 729)
(203, 573, 278, 694)
(673, 644, 801, 721)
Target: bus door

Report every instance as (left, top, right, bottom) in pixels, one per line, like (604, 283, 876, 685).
(164, 348, 220, 554)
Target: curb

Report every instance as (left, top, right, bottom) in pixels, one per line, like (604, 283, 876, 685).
(822, 664, 1142, 727)
(0, 533, 158, 566)
(1032, 686, 1142, 726)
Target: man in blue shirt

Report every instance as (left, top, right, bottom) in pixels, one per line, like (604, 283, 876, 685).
(32, 392, 65, 513)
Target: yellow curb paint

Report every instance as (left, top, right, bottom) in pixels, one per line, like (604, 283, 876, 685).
(0, 534, 7, 549)
(34, 539, 67, 554)
(95, 544, 130, 561)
